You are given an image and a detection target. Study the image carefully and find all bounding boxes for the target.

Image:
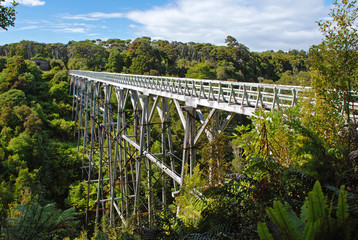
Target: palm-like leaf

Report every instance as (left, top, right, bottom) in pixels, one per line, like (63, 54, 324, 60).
(257, 222, 274, 240)
(337, 185, 348, 226)
(3, 202, 78, 240)
(265, 201, 300, 240)
(304, 181, 327, 223)
(259, 181, 352, 240)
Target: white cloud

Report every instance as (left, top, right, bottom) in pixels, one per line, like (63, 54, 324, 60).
(125, 0, 330, 51)
(19, 25, 39, 30)
(58, 27, 86, 33)
(3, 0, 45, 6)
(62, 15, 95, 21)
(21, 0, 45, 6)
(89, 12, 123, 19)
(62, 12, 123, 21)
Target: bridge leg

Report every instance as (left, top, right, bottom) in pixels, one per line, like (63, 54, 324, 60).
(181, 107, 196, 179)
(80, 81, 91, 226)
(95, 84, 105, 227)
(102, 85, 116, 226)
(114, 88, 127, 226)
(141, 95, 152, 226)
(165, 101, 177, 193)
(71, 76, 77, 122)
(76, 79, 84, 153)
(161, 98, 168, 209)
(85, 82, 95, 226)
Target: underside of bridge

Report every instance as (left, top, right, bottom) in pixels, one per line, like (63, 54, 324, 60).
(69, 70, 304, 227)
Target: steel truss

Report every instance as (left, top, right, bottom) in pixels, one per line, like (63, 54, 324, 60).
(69, 70, 357, 227)
(70, 74, 243, 227)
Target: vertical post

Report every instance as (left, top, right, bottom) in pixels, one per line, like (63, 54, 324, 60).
(71, 76, 77, 122)
(121, 90, 130, 219)
(81, 81, 91, 184)
(138, 94, 150, 224)
(145, 96, 152, 226)
(85, 82, 96, 227)
(114, 88, 125, 224)
(102, 85, 115, 226)
(133, 91, 141, 223)
(77, 79, 85, 152)
(181, 107, 196, 181)
(161, 98, 167, 209)
(95, 83, 106, 227)
(164, 100, 177, 192)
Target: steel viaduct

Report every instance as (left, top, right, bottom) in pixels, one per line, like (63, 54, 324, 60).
(69, 70, 356, 227)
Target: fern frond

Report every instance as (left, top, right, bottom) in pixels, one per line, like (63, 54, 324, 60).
(305, 181, 327, 223)
(266, 201, 300, 240)
(3, 202, 78, 239)
(257, 222, 274, 240)
(302, 220, 320, 240)
(337, 185, 349, 226)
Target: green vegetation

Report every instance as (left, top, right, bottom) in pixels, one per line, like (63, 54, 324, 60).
(0, 0, 17, 31)
(258, 181, 352, 240)
(0, 55, 81, 239)
(310, 0, 358, 121)
(0, 37, 310, 85)
(0, 0, 357, 239)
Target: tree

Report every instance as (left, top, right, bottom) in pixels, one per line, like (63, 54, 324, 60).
(225, 36, 239, 48)
(0, 57, 6, 71)
(0, 0, 17, 31)
(105, 48, 124, 73)
(309, 0, 358, 122)
(68, 40, 108, 70)
(127, 37, 162, 75)
(185, 62, 217, 79)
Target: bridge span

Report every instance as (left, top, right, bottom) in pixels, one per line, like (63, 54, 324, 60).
(69, 70, 309, 227)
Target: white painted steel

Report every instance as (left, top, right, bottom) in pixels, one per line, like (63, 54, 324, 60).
(70, 70, 308, 116)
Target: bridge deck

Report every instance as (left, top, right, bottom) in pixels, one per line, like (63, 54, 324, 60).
(70, 70, 309, 115)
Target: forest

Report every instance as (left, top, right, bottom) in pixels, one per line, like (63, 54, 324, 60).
(0, 0, 358, 239)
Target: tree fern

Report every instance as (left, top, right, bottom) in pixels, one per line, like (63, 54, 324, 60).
(2, 201, 79, 240)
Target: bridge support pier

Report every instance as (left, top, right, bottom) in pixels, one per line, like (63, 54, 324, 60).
(181, 107, 196, 178)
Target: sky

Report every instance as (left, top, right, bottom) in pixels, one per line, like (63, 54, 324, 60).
(0, 0, 334, 52)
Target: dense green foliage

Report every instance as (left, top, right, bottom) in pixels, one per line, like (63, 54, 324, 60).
(0, 37, 310, 85)
(0, 56, 81, 239)
(310, 0, 358, 121)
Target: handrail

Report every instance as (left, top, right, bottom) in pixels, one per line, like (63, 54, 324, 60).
(69, 70, 357, 116)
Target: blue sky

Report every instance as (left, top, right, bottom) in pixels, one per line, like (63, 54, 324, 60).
(1, 0, 334, 51)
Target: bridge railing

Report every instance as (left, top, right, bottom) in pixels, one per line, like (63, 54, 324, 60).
(70, 70, 310, 113)
(70, 70, 358, 118)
